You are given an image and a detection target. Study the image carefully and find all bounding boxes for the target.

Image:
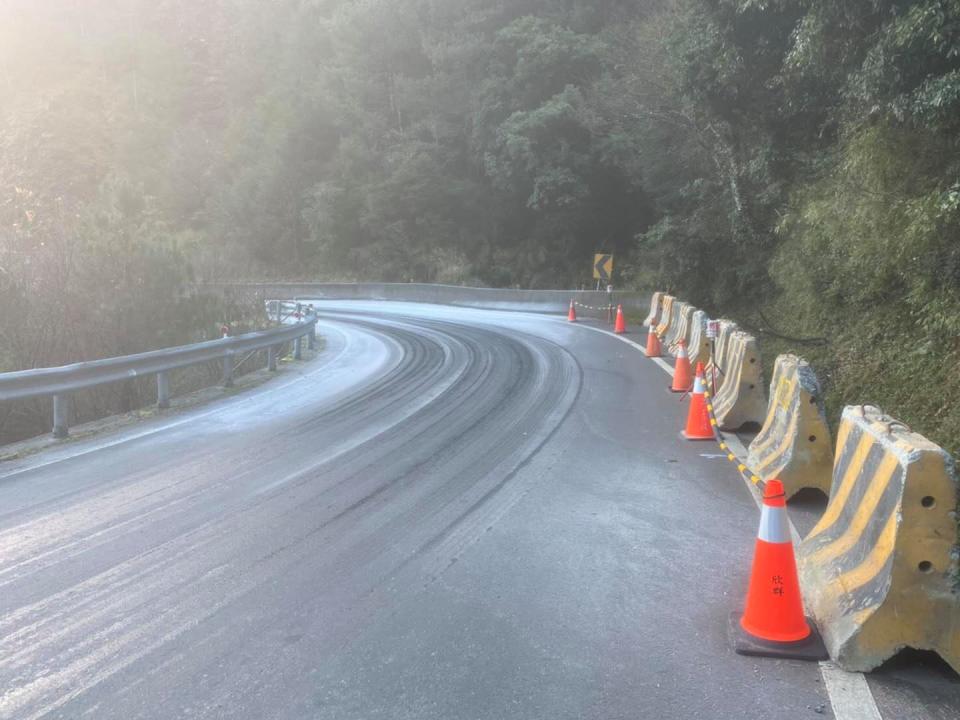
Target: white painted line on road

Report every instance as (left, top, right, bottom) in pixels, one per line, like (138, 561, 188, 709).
(820, 662, 884, 720)
(717, 435, 885, 720)
(568, 319, 885, 720)
(652, 356, 674, 375)
(719, 433, 764, 506)
(557, 322, 675, 371)
(566, 322, 648, 352)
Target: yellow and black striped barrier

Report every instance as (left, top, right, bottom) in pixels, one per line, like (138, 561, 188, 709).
(746, 354, 832, 499)
(797, 405, 960, 674)
(711, 331, 767, 431)
(643, 291, 663, 327)
(687, 310, 711, 368)
(655, 295, 676, 340)
(666, 304, 696, 356)
(704, 319, 738, 387)
(662, 301, 688, 350)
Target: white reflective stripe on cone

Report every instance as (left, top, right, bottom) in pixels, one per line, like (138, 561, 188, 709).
(757, 505, 791, 544)
(692, 374, 705, 394)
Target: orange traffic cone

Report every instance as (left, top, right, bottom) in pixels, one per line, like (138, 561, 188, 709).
(568, 299, 577, 322)
(729, 479, 828, 660)
(614, 304, 626, 334)
(644, 327, 661, 358)
(681, 363, 713, 440)
(669, 340, 693, 393)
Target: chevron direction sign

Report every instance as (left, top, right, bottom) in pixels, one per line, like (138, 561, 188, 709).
(593, 253, 613, 281)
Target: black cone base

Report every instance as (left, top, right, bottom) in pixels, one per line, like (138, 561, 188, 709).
(680, 431, 715, 441)
(728, 612, 829, 661)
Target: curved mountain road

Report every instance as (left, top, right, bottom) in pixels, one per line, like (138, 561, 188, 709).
(0, 302, 867, 718)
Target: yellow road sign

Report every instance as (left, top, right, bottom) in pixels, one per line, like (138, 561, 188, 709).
(593, 253, 613, 281)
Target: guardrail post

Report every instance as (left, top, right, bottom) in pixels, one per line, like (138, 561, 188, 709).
(52, 394, 70, 439)
(294, 336, 303, 360)
(222, 354, 234, 387)
(267, 345, 278, 371)
(157, 371, 171, 408)
(307, 325, 316, 350)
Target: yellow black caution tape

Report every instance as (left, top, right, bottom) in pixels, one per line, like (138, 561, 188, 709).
(573, 300, 614, 312)
(702, 385, 767, 492)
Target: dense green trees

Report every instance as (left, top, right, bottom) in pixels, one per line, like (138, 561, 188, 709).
(2, 0, 960, 447)
(652, 0, 960, 314)
(646, 0, 960, 452)
(4, 0, 957, 290)
(183, 0, 654, 284)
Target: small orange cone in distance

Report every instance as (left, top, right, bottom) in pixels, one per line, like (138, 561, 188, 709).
(729, 479, 828, 660)
(669, 340, 693, 393)
(568, 299, 577, 322)
(682, 363, 714, 440)
(644, 327, 661, 358)
(614, 304, 626, 334)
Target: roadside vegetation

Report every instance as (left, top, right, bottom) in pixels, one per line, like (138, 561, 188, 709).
(2, 0, 959, 458)
(627, 1, 960, 460)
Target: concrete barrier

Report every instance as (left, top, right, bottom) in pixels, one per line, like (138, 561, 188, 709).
(711, 331, 767, 430)
(705, 320, 739, 389)
(687, 310, 711, 368)
(798, 405, 960, 673)
(746, 355, 832, 498)
(644, 292, 664, 327)
(663, 302, 690, 352)
(669, 304, 697, 355)
(655, 295, 676, 339)
(204, 282, 651, 314)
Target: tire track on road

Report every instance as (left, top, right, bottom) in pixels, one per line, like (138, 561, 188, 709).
(0, 309, 581, 720)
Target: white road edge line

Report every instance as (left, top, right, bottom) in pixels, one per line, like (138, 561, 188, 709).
(718, 435, 883, 720)
(568, 319, 884, 720)
(819, 662, 884, 720)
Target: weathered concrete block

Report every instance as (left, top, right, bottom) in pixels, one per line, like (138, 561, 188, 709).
(799, 405, 960, 673)
(747, 354, 832, 498)
(644, 291, 663, 327)
(712, 331, 766, 430)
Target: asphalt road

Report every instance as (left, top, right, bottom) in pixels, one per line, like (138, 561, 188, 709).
(0, 301, 948, 719)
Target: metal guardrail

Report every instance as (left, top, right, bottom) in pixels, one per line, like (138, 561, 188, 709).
(0, 301, 317, 439)
(205, 282, 652, 314)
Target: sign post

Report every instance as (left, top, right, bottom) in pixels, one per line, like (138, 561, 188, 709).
(706, 319, 720, 394)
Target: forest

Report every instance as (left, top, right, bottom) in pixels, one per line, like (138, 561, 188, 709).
(2, 0, 960, 451)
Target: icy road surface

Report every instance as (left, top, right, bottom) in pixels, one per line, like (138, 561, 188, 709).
(0, 302, 837, 719)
